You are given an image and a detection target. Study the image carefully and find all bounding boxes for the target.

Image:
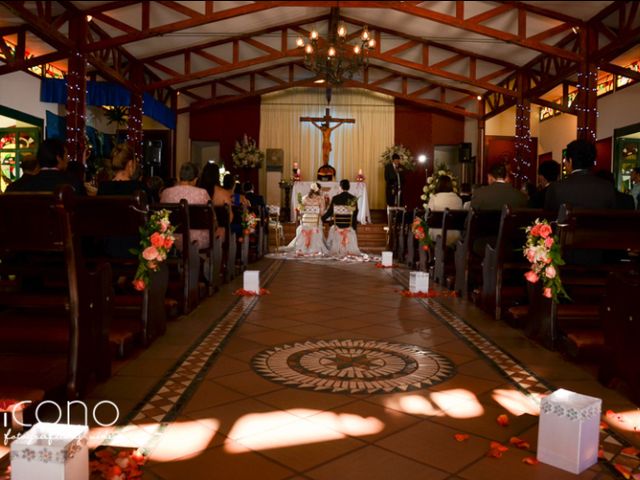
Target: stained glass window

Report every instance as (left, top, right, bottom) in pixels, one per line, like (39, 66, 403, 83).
(0, 128, 39, 191)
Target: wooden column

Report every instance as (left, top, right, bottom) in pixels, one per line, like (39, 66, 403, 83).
(477, 99, 485, 184)
(514, 100, 532, 185)
(127, 63, 144, 160)
(65, 16, 87, 163)
(576, 27, 598, 142)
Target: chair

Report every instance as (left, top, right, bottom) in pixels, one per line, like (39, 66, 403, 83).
(267, 205, 284, 251)
(294, 205, 327, 255)
(327, 205, 360, 257)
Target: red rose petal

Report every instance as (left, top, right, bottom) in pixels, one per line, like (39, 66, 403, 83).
(522, 456, 539, 465)
(496, 414, 509, 427)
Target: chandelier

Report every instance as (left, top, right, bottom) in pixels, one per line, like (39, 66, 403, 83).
(296, 21, 376, 86)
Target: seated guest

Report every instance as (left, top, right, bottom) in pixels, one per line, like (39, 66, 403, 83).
(7, 153, 39, 191)
(146, 175, 165, 204)
(630, 167, 640, 209)
(459, 182, 472, 204)
(243, 181, 265, 209)
(427, 175, 463, 246)
(98, 143, 147, 258)
(199, 163, 231, 238)
(98, 143, 147, 197)
(160, 162, 211, 250)
(7, 139, 86, 194)
(544, 139, 616, 211)
(595, 169, 635, 210)
(529, 159, 560, 208)
(470, 162, 527, 210)
(322, 179, 358, 230)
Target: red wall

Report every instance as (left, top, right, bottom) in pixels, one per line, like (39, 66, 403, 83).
(394, 99, 465, 209)
(189, 96, 466, 208)
(190, 97, 261, 187)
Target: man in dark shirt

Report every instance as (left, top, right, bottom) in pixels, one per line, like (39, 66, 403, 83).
(544, 139, 615, 212)
(529, 160, 560, 208)
(322, 179, 358, 230)
(6, 138, 86, 195)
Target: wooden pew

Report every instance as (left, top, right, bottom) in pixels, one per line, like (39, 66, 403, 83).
(453, 209, 502, 299)
(188, 201, 221, 295)
(524, 205, 640, 356)
(0, 187, 111, 398)
(481, 206, 553, 321)
(433, 209, 468, 288)
(72, 192, 169, 349)
(153, 200, 200, 315)
(600, 271, 640, 404)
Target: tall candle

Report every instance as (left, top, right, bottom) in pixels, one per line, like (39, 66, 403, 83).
(358, 168, 363, 175)
(297, 168, 301, 175)
(293, 162, 299, 169)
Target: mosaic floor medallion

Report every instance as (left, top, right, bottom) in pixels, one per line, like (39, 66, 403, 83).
(252, 339, 456, 394)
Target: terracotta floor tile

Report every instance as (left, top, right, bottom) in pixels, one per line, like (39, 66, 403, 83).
(305, 399, 422, 443)
(146, 439, 295, 480)
(213, 370, 287, 397)
(376, 420, 490, 473)
(181, 380, 246, 414)
(305, 445, 449, 480)
(233, 417, 368, 471)
(256, 388, 357, 416)
(203, 354, 251, 379)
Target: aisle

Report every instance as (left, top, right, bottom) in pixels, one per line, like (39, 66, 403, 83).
(81, 260, 638, 478)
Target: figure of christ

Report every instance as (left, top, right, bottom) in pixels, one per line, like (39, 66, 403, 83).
(300, 108, 355, 167)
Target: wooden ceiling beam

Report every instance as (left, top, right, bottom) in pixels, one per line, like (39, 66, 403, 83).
(389, 2, 582, 62)
(600, 62, 640, 83)
(85, 2, 281, 52)
(0, 51, 66, 75)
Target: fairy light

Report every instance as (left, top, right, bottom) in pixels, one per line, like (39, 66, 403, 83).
(513, 102, 532, 184)
(575, 68, 599, 142)
(65, 50, 88, 162)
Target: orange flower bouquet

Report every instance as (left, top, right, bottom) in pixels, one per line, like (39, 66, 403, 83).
(131, 209, 176, 291)
(411, 217, 433, 252)
(522, 218, 568, 302)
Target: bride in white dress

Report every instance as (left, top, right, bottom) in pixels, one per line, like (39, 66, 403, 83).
(282, 182, 329, 256)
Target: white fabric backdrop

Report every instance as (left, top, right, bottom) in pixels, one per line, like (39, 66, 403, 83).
(259, 88, 394, 209)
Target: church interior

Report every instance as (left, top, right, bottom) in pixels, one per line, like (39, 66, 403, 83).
(1, 1, 640, 479)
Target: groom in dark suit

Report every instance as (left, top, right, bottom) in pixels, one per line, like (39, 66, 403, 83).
(322, 179, 358, 230)
(544, 139, 616, 212)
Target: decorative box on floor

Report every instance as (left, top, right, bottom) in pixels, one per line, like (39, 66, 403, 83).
(537, 388, 601, 474)
(381, 251, 393, 267)
(243, 270, 260, 293)
(409, 271, 429, 293)
(11, 422, 89, 480)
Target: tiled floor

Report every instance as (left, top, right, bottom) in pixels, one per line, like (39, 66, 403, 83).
(5, 257, 640, 479)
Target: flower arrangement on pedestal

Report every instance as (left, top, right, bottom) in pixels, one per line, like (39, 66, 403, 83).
(132, 209, 175, 291)
(232, 134, 265, 169)
(411, 217, 434, 252)
(523, 218, 569, 302)
(380, 145, 415, 171)
(421, 163, 459, 208)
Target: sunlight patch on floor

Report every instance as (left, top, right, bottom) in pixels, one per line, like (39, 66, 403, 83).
(224, 410, 384, 452)
(492, 389, 541, 416)
(429, 389, 484, 418)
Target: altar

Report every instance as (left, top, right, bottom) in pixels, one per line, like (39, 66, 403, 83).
(290, 181, 371, 224)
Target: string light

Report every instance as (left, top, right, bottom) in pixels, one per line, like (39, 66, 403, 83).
(66, 50, 87, 162)
(575, 68, 599, 142)
(513, 102, 532, 184)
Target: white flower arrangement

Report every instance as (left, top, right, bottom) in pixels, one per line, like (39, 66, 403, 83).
(421, 163, 458, 208)
(380, 145, 415, 171)
(232, 134, 265, 169)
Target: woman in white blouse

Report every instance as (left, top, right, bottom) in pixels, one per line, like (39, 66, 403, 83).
(427, 175, 463, 245)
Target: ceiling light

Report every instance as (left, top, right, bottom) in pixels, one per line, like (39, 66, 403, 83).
(299, 22, 374, 86)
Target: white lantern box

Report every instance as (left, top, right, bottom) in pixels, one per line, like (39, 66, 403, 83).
(381, 251, 393, 267)
(409, 271, 429, 293)
(243, 270, 260, 293)
(11, 422, 89, 480)
(537, 389, 601, 474)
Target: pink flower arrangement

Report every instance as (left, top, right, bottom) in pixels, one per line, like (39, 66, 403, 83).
(132, 209, 176, 291)
(523, 218, 568, 302)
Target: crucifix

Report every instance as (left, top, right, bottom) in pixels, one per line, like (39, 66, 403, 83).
(300, 107, 355, 166)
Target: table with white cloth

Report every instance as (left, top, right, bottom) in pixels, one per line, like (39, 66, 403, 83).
(290, 181, 371, 224)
